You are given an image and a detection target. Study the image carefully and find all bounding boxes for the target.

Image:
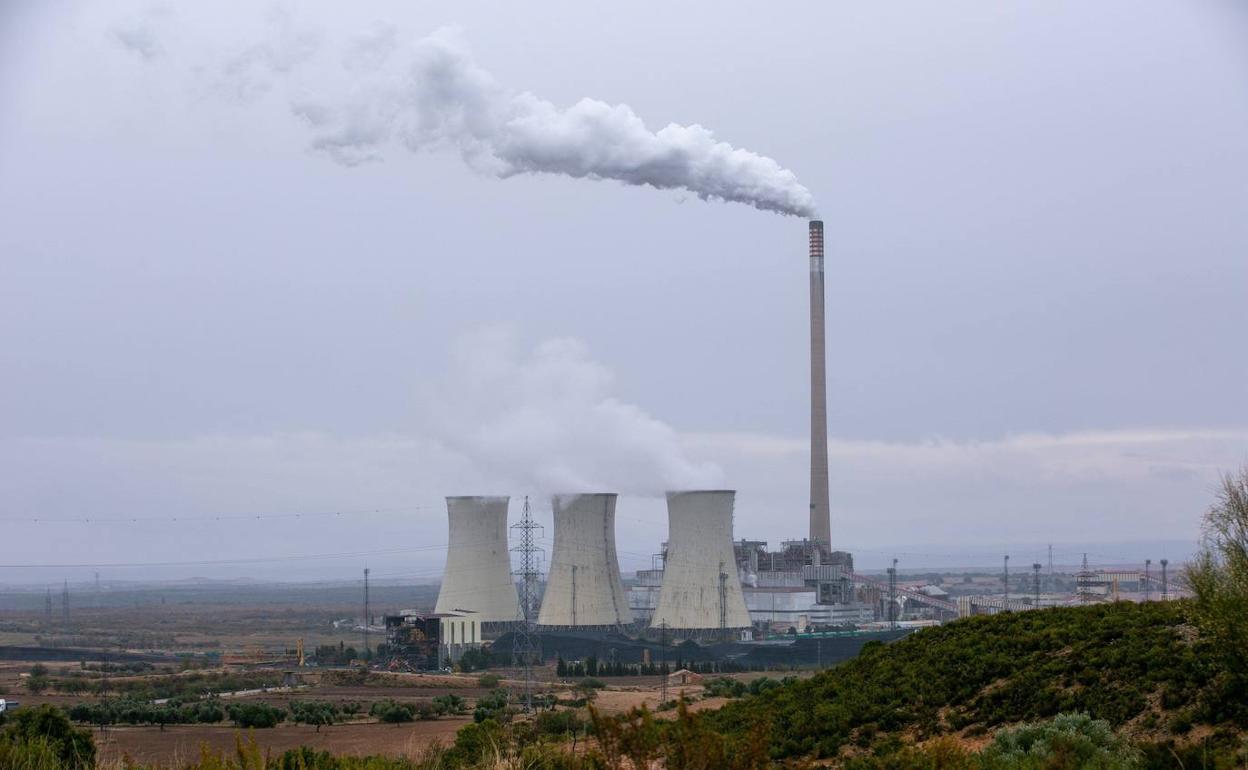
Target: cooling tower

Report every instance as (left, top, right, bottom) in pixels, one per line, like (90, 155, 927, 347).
(809, 220, 831, 547)
(434, 496, 521, 623)
(537, 493, 631, 629)
(650, 490, 751, 634)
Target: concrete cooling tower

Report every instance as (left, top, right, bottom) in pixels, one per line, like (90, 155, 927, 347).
(434, 496, 521, 624)
(537, 493, 631, 629)
(650, 490, 751, 636)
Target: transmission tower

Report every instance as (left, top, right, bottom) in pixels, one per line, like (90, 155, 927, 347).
(658, 620, 670, 706)
(1003, 555, 1010, 611)
(1032, 563, 1042, 607)
(1144, 559, 1152, 602)
(44, 587, 52, 619)
(718, 561, 728, 641)
(61, 580, 70, 624)
(887, 558, 898, 630)
(362, 568, 371, 660)
(510, 496, 544, 713)
(1160, 559, 1169, 600)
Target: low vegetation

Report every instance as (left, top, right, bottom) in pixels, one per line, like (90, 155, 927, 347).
(225, 702, 286, 729)
(66, 699, 226, 729)
(703, 675, 791, 699)
(289, 700, 341, 732)
(707, 600, 1243, 759)
(27, 669, 283, 700)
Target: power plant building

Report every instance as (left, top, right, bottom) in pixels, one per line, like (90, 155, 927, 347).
(649, 490, 752, 635)
(434, 496, 521, 628)
(441, 221, 881, 646)
(627, 221, 877, 634)
(537, 493, 632, 629)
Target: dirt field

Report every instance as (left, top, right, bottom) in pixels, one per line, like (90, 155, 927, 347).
(92, 719, 472, 765)
(0, 585, 789, 765)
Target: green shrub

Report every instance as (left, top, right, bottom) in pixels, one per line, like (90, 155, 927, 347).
(432, 694, 466, 716)
(290, 700, 340, 732)
(747, 677, 781, 696)
(226, 702, 285, 728)
(474, 689, 509, 723)
(448, 719, 506, 766)
(1167, 710, 1193, 735)
(0, 705, 96, 770)
(477, 673, 502, 689)
(535, 709, 586, 737)
(370, 700, 416, 725)
(703, 677, 748, 698)
(978, 712, 1141, 769)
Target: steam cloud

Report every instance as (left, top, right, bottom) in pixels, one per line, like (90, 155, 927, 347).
(294, 28, 817, 216)
(112, 17, 816, 216)
(429, 327, 724, 495)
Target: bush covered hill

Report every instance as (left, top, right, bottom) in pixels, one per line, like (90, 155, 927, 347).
(707, 600, 1247, 761)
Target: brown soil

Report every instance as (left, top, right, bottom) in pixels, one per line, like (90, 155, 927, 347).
(93, 719, 471, 766)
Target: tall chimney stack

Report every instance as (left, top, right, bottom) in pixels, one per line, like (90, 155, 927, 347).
(808, 220, 831, 547)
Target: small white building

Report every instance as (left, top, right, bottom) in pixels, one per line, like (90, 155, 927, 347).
(437, 610, 483, 665)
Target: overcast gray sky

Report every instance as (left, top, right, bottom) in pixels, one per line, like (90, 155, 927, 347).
(2, 1, 1246, 584)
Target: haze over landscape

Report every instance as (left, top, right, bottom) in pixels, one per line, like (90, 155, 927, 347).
(2, 1, 1247, 582)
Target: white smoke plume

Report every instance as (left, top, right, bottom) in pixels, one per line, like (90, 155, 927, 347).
(297, 28, 813, 214)
(109, 14, 816, 216)
(293, 28, 817, 216)
(429, 327, 724, 495)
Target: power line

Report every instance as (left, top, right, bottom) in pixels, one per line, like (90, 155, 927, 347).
(364, 566, 371, 658)
(1003, 554, 1009, 611)
(887, 558, 898, 630)
(0, 544, 449, 569)
(0, 506, 425, 525)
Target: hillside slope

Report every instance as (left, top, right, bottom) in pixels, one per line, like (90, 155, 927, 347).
(707, 601, 1245, 760)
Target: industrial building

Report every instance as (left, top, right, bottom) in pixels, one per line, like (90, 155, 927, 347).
(432, 220, 892, 658)
(633, 221, 875, 635)
(537, 493, 632, 629)
(630, 537, 875, 632)
(380, 611, 443, 669)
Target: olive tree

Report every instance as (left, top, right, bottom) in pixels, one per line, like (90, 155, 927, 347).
(1186, 467, 1248, 676)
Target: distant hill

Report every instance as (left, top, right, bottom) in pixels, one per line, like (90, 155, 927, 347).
(706, 601, 1245, 761)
